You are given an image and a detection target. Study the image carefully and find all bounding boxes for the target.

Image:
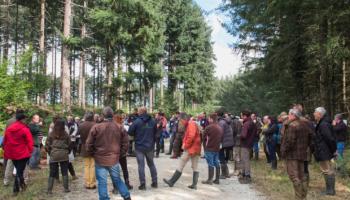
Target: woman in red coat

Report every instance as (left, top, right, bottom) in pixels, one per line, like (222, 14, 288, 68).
(3, 110, 33, 195)
(164, 112, 202, 190)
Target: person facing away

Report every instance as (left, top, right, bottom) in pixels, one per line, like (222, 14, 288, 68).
(202, 113, 224, 185)
(313, 107, 337, 196)
(128, 107, 158, 190)
(281, 109, 313, 200)
(3, 109, 33, 195)
(332, 113, 348, 159)
(28, 114, 42, 170)
(79, 112, 96, 189)
(45, 118, 72, 194)
(86, 107, 131, 200)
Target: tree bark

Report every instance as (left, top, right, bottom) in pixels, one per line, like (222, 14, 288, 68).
(78, 1, 86, 109)
(61, 0, 72, 111)
(3, 0, 11, 61)
(39, 0, 47, 106)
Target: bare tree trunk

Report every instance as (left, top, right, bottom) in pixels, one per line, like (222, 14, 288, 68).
(61, 0, 72, 111)
(78, 3, 86, 108)
(343, 60, 350, 115)
(3, 0, 11, 61)
(160, 78, 164, 108)
(149, 85, 153, 113)
(105, 45, 114, 106)
(116, 48, 122, 110)
(39, 0, 47, 106)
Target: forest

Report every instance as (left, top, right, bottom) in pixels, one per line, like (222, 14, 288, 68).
(0, 0, 215, 123)
(1, 0, 350, 122)
(217, 0, 350, 118)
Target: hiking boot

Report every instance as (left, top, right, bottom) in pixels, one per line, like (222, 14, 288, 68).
(202, 166, 214, 185)
(301, 178, 308, 199)
(220, 165, 227, 179)
(151, 182, 158, 188)
(293, 183, 304, 200)
(125, 181, 133, 190)
(47, 177, 54, 195)
(188, 171, 199, 190)
(239, 175, 252, 184)
(138, 184, 146, 190)
(213, 166, 220, 184)
(163, 170, 182, 187)
(271, 160, 277, 170)
(63, 176, 70, 193)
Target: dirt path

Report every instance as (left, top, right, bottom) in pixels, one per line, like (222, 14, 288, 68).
(52, 149, 266, 200)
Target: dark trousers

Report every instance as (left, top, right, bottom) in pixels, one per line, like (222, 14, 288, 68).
(155, 137, 164, 156)
(72, 141, 77, 157)
(263, 143, 270, 163)
(168, 132, 176, 154)
(276, 144, 281, 160)
(219, 147, 233, 164)
(119, 156, 129, 182)
(128, 140, 134, 155)
(267, 141, 277, 161)
(68, 162, 76, 177)
(12, 158, 29, 193)
(135, 149, 157, 185)
(49, 161, 69, 177)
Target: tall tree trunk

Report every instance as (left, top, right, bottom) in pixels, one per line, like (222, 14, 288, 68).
(116, 48, 122, 110)
(61, 0, 72, 111)
(343, 60, 350, 116)
(78, 1, 86, 109)
(39, 0, 46, 106)
(105, 45, 114, 106)
(319, 16, 329, 110)
(3, 0, 11, 61)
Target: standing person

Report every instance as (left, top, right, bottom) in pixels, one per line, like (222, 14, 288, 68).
(332, 114, 347, 159)
(261, 116, 271, 163)
(276, 113, 288, 160)
(67, 116, 78, 156)
(79, 112, 96, 189)
(155, 113, 163, 158)
(313, 107, 337, 196)
(86, 107, 131, 200)
(3, 110, 33, 195)
(202, 113, 223, 185)
(29, 114, 42, 170)
(167, 112, 180, 155)
(281, 109, 313, 200)
(3, 112, 29, 187)
(163, 113, 202, 189)
(114, 112, 133, 190)
(239, 110, 257, 184)
(262, 116, 278, 170)
(128, 107, 158, 190)
(232, 116, 242, 176)
(171, 112, 187, 159)
(127, 108, 139, 156)
(200, 112, 209, 130)
(251, 113, 261, 160)
(217, 110, 234, 179)
(45, 119, 72, 194)
(74, 117, 82, 155)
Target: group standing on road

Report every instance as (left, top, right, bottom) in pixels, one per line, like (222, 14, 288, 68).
(0, 103, 348, 200)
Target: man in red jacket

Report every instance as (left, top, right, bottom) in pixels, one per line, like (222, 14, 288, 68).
(239, 110, 257, 184)
(3, 110, 33, 195)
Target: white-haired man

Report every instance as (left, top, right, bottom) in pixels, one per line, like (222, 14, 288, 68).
(313, 107, 337, 196)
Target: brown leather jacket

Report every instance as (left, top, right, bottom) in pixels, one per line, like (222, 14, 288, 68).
(86, 119, 129, 166)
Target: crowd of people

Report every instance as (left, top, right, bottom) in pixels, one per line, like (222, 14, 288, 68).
(0, 104, 348, 200)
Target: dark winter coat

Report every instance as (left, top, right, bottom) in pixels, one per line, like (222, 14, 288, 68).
(281, 119, 313, 161)
(218, 117, 234, 148)
(240, 118, 257, 149)
(333, 121, 348, 142)
(128, 114, 157, 152)
(262, 123, 278, 144)
(313, 116, 337, 162)
(29, 123, 41, 147)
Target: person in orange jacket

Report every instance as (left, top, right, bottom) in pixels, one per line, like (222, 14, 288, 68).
(163, 112, 202, 190)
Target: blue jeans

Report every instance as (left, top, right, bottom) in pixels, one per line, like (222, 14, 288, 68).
(135, 149, 157, 185)
(337, 142, 345, 159)
(267, 141, 276, 161)
(204, 151, 220, 167)
(253, 142, 259, 153)
(95, 163, 130, 200)
(29, 147, 40, 168)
